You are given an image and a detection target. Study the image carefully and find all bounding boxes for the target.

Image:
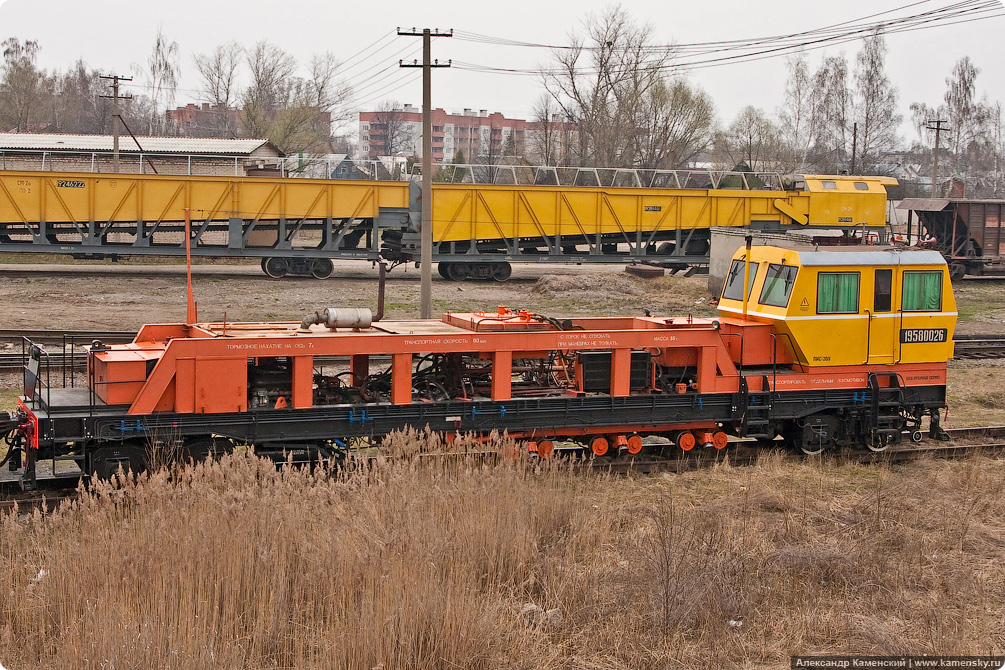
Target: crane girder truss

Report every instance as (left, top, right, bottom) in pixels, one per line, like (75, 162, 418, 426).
(0, 171, 890, 263)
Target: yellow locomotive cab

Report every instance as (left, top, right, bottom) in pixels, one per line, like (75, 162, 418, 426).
(717, 245, 957, 367)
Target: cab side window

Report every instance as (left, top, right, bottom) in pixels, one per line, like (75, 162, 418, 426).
(817, 272, 860, 314)
(722, 259, 758, 301)
(874, 269, 892, 312)
(759, 264, 798, 307)
(902, 270, 942, 311)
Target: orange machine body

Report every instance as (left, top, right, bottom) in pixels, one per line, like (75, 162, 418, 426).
(88, 307, 947, 423)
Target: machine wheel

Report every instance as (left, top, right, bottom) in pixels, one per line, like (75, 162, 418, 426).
(310, 258, 334, 280)
(89, 443, 147, 479)
(445, 263, 470, 281)
(949, 262, 966, 281)
(867, 434, 890, 453)
(798, 442, 825, 456)
(437, 263, 450, 279)
(491, 262, 512, 282)
(263, 257, 290, 278)
(656, 241, 675, 255)
(684, 236, 710, 256)
(589, 436, 610, 457)
(183, 436, 233, 462)
(536, 440, 555, 459)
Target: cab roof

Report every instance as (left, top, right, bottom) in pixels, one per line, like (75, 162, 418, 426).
(737, 245, 946, 267)
(794, 248, 946, 266)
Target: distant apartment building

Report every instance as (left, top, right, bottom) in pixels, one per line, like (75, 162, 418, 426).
(167, 103, 243, 138)
(358, 105, 540, 162)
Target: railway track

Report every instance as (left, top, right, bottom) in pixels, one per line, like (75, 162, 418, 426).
(951, 334, 1005, 359)
(581, 426, 1005, 475)
(3, 427, 1004, 514)
(1, 330, 1004, 373)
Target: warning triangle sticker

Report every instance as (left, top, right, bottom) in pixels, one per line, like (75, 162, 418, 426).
(800, 298, 809, 308)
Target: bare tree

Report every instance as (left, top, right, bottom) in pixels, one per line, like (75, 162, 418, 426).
(370, 101, 413, 158)
(50, 60, 115, 133)
(135, 27, 180, 134)
(242, 40, 298, 138)
(633, 77, 715, 169)
(542, 6, 673, 167)
(852, 32, 900, 172)
(942, 57, 994, 175)
(812, 55, 852, 172)
(193, 41, 242, 136)
(911, 56, 998, 195)
(992, 101, 1003, 197)
(527, 93, 561, 165)
(240, 41, 348, 153)
(719, 106, 779, 172)
(0, 38, 44, 132)
(777, 54, 827, 170)
(776, 52, 855, 173)
(306, 52, 352, 130)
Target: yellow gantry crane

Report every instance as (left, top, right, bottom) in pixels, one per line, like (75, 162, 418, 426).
(0, 170, 895, 279)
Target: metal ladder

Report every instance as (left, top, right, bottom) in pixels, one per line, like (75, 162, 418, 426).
(868, 372, 905, 444)
(740, 375, 774, 439)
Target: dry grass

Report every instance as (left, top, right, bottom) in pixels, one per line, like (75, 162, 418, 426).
(951, 278, 1005, 334)
(3, 441, 1005, 668)
(946, 361, 1005, 427)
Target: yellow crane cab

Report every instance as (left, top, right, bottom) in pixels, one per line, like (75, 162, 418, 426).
(716, 245, 957, 367)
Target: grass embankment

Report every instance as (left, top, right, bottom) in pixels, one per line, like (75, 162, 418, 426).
(946, 363, 1005, 427)
(2, 440, 1003, 668)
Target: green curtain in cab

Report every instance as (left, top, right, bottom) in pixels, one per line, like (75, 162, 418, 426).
(902, 271, 942, 311)
(817, 272, 859, 313)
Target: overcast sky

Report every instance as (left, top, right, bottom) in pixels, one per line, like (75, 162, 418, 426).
(1, 0, 1002, 143)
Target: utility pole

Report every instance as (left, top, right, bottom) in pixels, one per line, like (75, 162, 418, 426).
(926, 119, 951, 198)
(100, 74, 133, 173)
(399, 28, 451, 319)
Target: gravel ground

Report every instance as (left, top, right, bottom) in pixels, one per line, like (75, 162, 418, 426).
(0, 261, 715, 331)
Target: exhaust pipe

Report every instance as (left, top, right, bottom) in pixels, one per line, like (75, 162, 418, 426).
(299, 262, 387, 331)
(375, 262, 386, 322)
(300, 307, 373, 331)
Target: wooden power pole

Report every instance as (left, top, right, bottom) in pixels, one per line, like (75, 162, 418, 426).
(100, 74, 133, 173)
(399, 28, 451, 319)
(925, 119, 951, 198)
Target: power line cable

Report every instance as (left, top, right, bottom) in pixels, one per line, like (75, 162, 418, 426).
(353, 70, 421, 108)
(451, 1, 1002, 77)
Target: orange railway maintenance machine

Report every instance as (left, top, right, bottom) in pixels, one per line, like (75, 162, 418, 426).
(9, 244, 955, 487)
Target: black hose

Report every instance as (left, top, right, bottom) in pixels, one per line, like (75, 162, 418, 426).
(0, 431, 19, 468)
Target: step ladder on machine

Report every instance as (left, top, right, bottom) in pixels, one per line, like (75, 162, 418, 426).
(868, 372, 905, 447)
(740, 375, 773, 440)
